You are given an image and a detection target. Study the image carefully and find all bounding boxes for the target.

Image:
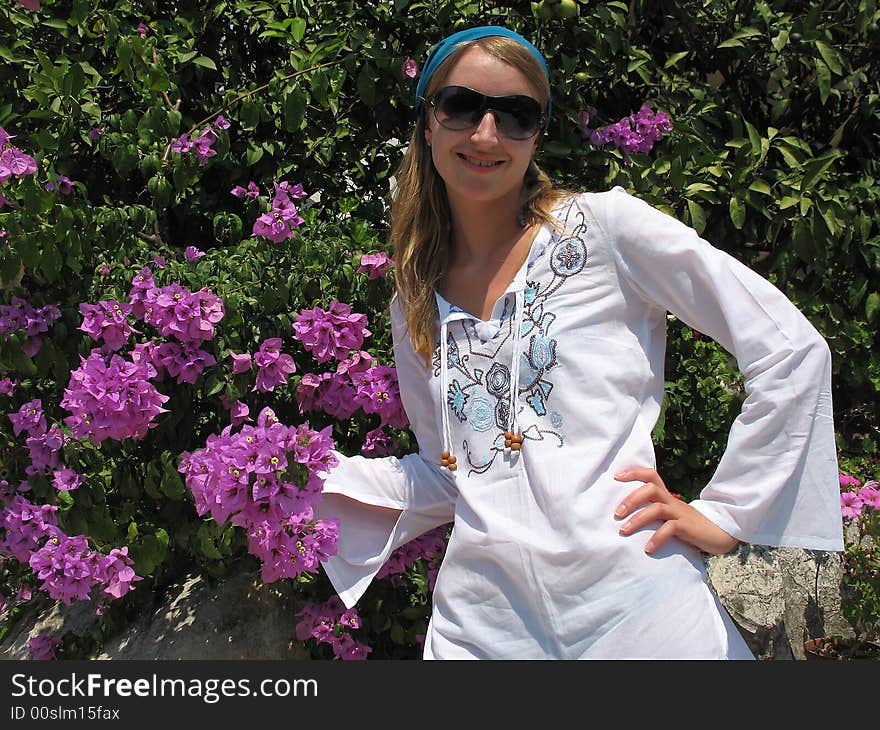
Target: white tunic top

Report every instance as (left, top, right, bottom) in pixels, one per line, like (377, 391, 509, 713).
(315, 187, 844, 659)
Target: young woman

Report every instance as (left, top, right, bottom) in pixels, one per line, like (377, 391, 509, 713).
(314, 26, 844, 659)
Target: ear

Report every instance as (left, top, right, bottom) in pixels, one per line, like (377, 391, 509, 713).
(425, 126, 433, 147)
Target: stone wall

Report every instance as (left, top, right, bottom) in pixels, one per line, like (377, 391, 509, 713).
(0, 545, 855, 660)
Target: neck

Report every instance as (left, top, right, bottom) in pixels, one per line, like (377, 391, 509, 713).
(446, 191, 525, 266)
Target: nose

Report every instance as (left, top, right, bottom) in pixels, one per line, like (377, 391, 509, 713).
(470, 110, 500, 143)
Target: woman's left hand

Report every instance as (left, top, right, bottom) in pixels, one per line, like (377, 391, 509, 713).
(614, 467, 739, 555)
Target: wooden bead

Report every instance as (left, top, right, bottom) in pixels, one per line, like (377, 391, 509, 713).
(448, 463, 457, 471)
(510, 442, 522, 451)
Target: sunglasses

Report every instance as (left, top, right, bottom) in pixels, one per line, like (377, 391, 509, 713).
(425, 85, 546, 140)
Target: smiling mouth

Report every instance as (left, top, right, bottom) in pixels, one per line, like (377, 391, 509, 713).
(458, 153, 504, 168)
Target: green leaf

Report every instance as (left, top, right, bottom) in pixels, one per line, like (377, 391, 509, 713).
(356, 68, 376, 107)
(663, 51, 689, 69)
(687, 199, 707, 235)
(867, 293, 880, 324)
(815, 59, 831, 104)
(193, 56, 218, 70)
(814, 40, 843, 75)
(290, 17, 306, 43)
(801, 152, 842, 193)
(282, 87, 307, 132)
(729, 197, 746, 229)
(748, 180, 772, 196)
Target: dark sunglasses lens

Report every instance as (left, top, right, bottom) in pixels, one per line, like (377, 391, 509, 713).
(433, 87, 542, 139)
(434, 88, 483, 129)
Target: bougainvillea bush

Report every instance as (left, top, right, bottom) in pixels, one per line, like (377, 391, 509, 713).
(0, 0, 878, 658)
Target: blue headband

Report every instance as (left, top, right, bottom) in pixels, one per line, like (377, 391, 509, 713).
(415, 26, 552, 127)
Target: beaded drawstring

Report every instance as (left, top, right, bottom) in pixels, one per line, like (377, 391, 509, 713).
(439, 290, 524, 470)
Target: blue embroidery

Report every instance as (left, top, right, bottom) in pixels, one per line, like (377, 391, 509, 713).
(433, 199, 586, 475)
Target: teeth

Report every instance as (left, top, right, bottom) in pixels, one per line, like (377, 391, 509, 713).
(462, 155, 499, 167)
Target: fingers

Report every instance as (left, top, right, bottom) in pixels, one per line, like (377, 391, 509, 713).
(613, 480, 670, 519)
(617, 502, 675, 536)
(614, 467, 667, 491)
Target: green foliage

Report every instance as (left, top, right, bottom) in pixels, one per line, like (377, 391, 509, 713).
(0, 0, 878, 658)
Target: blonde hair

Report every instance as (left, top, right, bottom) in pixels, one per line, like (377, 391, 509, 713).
(390, 36, 573, 364)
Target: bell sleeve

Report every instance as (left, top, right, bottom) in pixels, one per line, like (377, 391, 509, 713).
(314, 296, 458, 608)
(602, 186, 844, 551)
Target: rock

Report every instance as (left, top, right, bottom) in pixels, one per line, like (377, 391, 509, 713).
(708, 544, 853, 660)
(1, 571, 312, 661)
(1, 548, 857, 660)
(0, 595, 101, 660)
(95, 572, 311, 660)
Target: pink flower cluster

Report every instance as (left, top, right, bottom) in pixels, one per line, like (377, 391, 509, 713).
(0, 127, 38, 197)
(226, 338, 298, 392)
(137, 281, 225, 343)
(185, 245, 206, 262)
(135, 340, 218, 385)
(376, 524, 448, 593)
(30, 536, 141, 604)
(0, 297, 61, 357)
(292, 301, 371, 363)
(8, 400, 83, 486)
(28, 633, 61, 660)
(0, 493, 141, 605)
(170, 115, 229, 165)
(0, 377, 17, 396)
(295, 597, 371, 660)
(356, 252, 395, 280)
(44, 175, 73, 195)
(79, 300, 136, 351)
(252, 181, 305, 243)
(296, 350, 407, 428)
(840, 473, 880, 520)
(230, 181, 260, 199)
(60, 350, 169, 444)
(584, 103, 673, 154)
(178, 407, 340, 583)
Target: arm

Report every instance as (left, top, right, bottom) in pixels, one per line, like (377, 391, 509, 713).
(600, 187, 843, 552)
(314, 296, 458, 607)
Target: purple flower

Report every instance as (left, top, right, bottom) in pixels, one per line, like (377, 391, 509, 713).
(52, 468, 84, 491)
(588, 103, 673, 154)
(859, 481, 880, 509)
(185, 245, 206, 262)
(170, 134, 193, 154)
(61, 350, 170, 444)
(78, 300, 135, 351)
(137, 22, 148, 38)
(230, 401, 251, 426)
(88, 127, 104, 141)
(213, 115, 231, 130)
(55, 176, 73, 194)
(0, 147, 37, 183)
(0, 377, 17, 396)
(28, 634, 61, 660)
(361, 426, 398, 457)
(357, 252, 395, 280)
(9, 399, 47, 437)
(96, 547, 142, 599)
(229, 351, 251, 374)
(153, 255, 166, 269)
(99, 264, 110, 276)
(0, 127, 13, 148)
(402, 58, 418, 78)
(839, 473, 861, 489)
(841, 491, 864, 520)
(253, 338, 297, 392)
(292, 301, 371, 363)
